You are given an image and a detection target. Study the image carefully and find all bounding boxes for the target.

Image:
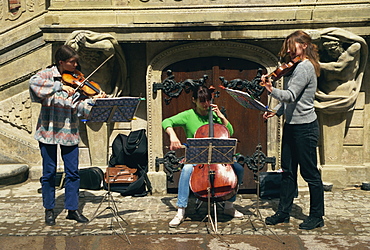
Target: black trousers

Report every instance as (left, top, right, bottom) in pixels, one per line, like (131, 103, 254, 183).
(278, 120, 324, 218)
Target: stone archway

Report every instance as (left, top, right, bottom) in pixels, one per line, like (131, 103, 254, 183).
(146, 41, 280, 194)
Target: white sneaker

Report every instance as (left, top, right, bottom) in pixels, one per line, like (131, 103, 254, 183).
(169, 214, 184, 227)
(224, 207, 244, 219)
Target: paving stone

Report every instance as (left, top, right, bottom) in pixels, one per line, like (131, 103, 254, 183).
(0, 180, 370, 242)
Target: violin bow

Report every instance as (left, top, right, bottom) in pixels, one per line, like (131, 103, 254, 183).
(73, 53, 115, 91)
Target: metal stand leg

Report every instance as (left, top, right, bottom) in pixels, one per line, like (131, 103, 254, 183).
(213, 202, 218, 232)
(199, 187, 218, 233)
(87, 184, 131, 244)
(248, 171, 285, 244)
(196, 189, 232, 248)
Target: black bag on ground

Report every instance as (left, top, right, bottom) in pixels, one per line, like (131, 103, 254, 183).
(79, 167, 104, 190)
(259, 172, 282, 199)
(41, 167, 104, 191)
(109, 129, 148, 168)
(259, 171, 298, 199)
(107, 129, 152, 196)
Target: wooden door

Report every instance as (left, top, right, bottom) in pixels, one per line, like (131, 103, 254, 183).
(162, 56, 268, 191)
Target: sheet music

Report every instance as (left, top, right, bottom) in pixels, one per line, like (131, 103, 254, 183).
(222, 87, 272, 112)
(185, 138, 237, 164)
(86, 97, 142, 122)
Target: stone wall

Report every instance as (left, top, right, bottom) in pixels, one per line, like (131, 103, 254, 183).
(0, 0, 369, 190)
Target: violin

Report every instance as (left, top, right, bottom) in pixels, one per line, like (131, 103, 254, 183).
(189, 86, 238, 202)
(62, 69, 103, 96)
(260, 56, 302, 86)
(61, 54, 114, 97)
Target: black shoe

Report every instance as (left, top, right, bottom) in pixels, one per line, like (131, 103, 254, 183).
(45, 209, 55, 226)
(66, 210, 89, 223)
(265, 212, 290, 225)
(299, 216, 324, 230)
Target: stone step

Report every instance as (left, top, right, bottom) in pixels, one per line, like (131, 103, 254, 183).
(0, 164, 29, 185)
(0, 130, 41, 165)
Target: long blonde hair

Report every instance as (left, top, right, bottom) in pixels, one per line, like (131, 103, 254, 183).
(278, 30, 320, 77)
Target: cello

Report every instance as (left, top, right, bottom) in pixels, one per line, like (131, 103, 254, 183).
(189, 86, 238, 202)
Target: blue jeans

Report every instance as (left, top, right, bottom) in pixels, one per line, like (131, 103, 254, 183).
(176, 162, 244, 208)
(39, 142, 80, 210)
(278, 120, 324, 217)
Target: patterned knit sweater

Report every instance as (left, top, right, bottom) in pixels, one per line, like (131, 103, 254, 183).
(29, 66, 94, 146)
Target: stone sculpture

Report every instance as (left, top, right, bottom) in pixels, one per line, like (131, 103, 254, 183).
(314, 28, 368, 114)
(65, 30, 129, 97)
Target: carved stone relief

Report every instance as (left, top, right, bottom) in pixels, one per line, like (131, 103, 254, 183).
(65, 30, 129, 97)
(306, 28, 368, 172)
(6, 0, 26, 20)
(0, 91, 32, 133)
(311, 28, 368, 114)
(26, 0, 35, 12)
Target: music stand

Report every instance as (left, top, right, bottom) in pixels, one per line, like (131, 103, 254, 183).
(220, 86, 273, 113)
(246, 144, 284, 244)
(185, 137, 237, 233)
(85, 97, 143, 244)
(221, 87, 284, 244)
(85, 97, 143, 123)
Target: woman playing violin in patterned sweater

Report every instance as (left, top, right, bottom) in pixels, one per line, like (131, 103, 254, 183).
(29, 45, 106, 226)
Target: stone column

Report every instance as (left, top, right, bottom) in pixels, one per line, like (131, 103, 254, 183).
(86, 122, 109, 167)
(146, 68, 167, 194)
(317, 111, 348, 187)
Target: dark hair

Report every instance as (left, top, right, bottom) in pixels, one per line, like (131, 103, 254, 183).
(278, 30, 320, 77)
(54, 45, 79, 66)
(192, 86, 212, 102)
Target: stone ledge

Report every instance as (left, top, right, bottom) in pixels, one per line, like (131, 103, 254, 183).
(0, 164, 29, 185)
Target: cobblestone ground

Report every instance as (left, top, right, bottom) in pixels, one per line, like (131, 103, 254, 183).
(0, 180, 369, 240)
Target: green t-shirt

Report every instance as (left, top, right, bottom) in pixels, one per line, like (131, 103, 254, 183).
(162, 109, 234, 138)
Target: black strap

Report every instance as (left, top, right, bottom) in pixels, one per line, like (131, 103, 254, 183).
(136, 164, 152, 195)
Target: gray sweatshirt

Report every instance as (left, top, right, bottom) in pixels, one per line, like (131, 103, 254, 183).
(270, 59, 317, 124)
